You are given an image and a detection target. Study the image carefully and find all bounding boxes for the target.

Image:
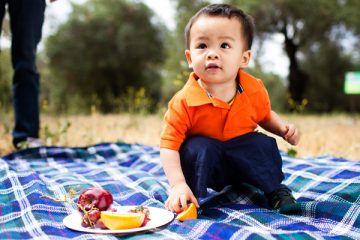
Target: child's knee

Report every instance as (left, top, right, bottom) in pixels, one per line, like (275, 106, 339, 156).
(237, 132, 279, 153)
(181, 135, 222, 154)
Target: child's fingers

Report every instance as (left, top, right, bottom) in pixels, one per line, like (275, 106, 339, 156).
(166, 198, 176, 212)
(190, 195, 200, 208)
(285, 128, 300, 145)
(179, 193, 188, 211)
(166, 194, 180, 212)
(292, 129, 300, 145)
(284, 125, 296, 138)
(284, 128, 294, 139)
(173, 198, 183, 213)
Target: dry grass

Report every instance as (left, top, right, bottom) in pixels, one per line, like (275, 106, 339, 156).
(267, 114, 360, 161)
(1, 113, 359, 160)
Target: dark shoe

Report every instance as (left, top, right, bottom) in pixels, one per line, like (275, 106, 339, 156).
(266, 184, 296, 209)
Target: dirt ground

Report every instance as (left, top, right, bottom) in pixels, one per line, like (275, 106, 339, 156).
(1, 114, 359, 160)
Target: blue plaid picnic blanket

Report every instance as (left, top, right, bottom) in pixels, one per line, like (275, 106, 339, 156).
(0, 143, 359, 239)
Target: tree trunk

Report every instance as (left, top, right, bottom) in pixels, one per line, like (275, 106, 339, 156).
(283, 30, 309, 111)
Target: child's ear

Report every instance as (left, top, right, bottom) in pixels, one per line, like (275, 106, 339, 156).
(240, 50, 252, 68)
(185, 50, 193, 68)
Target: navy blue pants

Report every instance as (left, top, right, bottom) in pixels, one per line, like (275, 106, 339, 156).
(179, 132, 284, 198)
(0, 0, 46, 145)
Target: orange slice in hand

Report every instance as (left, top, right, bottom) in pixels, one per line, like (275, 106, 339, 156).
(100, 211, 145, 230)
(175, 203, 197, 221)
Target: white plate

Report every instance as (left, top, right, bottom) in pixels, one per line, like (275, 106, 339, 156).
(63, 206, 175, 234)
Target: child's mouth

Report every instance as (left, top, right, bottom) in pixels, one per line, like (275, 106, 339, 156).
(206, 63, 221, 70)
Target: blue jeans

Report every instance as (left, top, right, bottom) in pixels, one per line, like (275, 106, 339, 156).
(0, 0, 46, 146)
(179, 132, 284, 198)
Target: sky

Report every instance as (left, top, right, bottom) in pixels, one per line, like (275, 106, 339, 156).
(3, 0, 288, 77)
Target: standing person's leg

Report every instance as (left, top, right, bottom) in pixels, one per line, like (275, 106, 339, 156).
(8, 0, 45, 147)
(179, 135, 229, 198)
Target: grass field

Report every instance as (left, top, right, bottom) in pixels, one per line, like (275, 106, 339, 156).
(1, 113, 359, 160)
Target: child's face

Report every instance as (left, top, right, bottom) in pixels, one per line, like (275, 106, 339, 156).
(185, 15, 251, 84)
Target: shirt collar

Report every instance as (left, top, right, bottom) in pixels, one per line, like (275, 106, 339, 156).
(183, 72, 213, 107)
(183, 71, 247, 107)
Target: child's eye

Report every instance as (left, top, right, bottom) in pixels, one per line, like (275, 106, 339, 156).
(196, 43, 207, 49)
(221, 43, 230, 49)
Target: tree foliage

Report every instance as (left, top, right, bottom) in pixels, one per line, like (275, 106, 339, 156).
(46, 0, 166, 113)
(162, 0, 210, 101)
(228, 0, 360, 112)
(246, 62, 287, 112)
(302, 40, 356, 112)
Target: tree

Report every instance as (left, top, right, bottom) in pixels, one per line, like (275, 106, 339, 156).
(46, 0, 166, 113)
(229, 0, 360, 112)
(246, 61, 287, 112)
(162, 0, 209, 101)
(302, 39, 355, 112)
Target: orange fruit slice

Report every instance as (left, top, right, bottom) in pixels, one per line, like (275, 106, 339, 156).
(175, 203, 197, 221)
(100, 211, 145, 230)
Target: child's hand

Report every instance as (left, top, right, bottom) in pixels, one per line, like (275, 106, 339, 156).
(165, 182, 199, 213)
(282, 124, 300, 145)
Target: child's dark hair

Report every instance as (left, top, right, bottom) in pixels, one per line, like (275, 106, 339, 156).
(185, 4, 255, 50)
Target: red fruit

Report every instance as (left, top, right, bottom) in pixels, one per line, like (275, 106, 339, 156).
(88, 209, 101, 222)
(81, 216, 91, 228)
(95, 218, 108, 229)
(140, 215, 148, 227)
(77, 187, 113, 212)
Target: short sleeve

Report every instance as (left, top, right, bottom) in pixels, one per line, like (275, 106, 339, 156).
(160, 96, 191, 151)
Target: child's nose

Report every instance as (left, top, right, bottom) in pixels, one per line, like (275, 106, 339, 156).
(206, 50, 219, 60)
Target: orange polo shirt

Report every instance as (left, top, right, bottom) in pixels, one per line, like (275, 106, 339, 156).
(160, 70, 271, 151)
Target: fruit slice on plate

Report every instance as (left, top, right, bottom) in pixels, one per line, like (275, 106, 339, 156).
(175, 203, 197, 221)
(100, 211, 145, 230)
